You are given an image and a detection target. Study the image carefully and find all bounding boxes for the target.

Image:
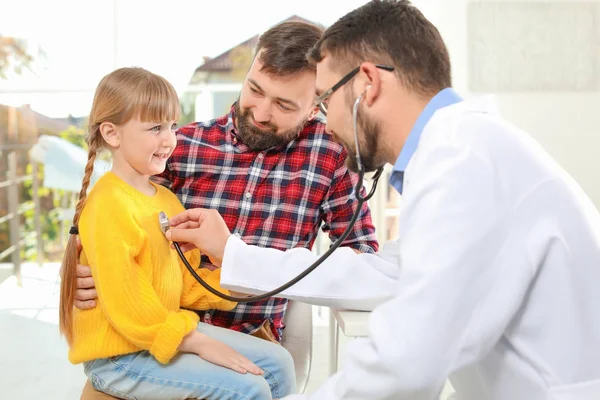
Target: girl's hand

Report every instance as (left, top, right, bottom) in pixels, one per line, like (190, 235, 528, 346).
(195, 335, 264, 375)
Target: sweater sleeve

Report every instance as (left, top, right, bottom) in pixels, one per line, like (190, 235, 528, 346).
(79, 195, 199, 364)
(179, 250, 238, 311)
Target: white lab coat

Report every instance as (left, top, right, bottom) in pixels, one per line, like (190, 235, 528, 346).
(220, 95, 600, 400)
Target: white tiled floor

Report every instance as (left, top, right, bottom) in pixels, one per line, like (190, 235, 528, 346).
(0, 263, 454, 399)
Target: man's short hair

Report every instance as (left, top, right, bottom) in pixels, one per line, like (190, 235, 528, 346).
(256, 21, 325, 76)
(308, 0, 451, 96)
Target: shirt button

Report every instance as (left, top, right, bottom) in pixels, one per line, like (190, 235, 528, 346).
(204, 312, 211, 320)
(245, 192, 252, 199)
(257, 153, 264, 159)
(232, 137, 238, 144)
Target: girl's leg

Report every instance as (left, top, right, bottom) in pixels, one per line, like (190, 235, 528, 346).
(83, 323, 296, 400)
(85, 351, 272, 400)
(195, 322, 297, 399)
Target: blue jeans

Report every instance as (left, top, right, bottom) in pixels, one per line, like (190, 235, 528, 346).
(83, 322, 296, 400)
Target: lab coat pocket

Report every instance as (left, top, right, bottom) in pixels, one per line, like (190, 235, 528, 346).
(549, 378, 600, 400)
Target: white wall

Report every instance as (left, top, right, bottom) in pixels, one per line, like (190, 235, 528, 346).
(422, 0, 600, 208)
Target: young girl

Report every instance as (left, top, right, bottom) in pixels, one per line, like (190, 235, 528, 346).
(59, 67, 296, 400)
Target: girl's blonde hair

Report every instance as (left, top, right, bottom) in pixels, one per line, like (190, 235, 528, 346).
(59, 67, 180, 344)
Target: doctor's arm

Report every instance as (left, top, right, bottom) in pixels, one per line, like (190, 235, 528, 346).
(166, 209, 402, 311)
(291, 144, 536, 400)
(220, 235, 401, 310)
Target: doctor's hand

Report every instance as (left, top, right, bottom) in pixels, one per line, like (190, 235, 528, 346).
(166, 208, 231, 267)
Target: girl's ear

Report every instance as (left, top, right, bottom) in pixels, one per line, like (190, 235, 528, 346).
(99, 122, 119, 147)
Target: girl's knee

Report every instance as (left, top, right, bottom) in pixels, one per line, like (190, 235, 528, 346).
(275, 346, 295, 376)
(265, 345, 296, 397)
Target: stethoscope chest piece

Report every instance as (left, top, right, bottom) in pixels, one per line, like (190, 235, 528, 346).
(159, 211, 170, 235)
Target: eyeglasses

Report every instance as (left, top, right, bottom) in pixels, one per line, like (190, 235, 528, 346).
(314, 64, 395, 116)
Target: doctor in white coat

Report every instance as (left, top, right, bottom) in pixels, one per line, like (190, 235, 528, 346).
(166, 1, 600, 399)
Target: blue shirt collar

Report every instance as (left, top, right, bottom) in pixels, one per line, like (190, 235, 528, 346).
(390, 88, 463, 193)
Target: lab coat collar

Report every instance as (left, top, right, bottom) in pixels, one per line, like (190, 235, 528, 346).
(390, 88, 463, 193)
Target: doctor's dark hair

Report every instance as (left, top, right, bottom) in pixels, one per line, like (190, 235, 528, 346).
(59, 67, 180, 345)
(255, 21, 325, 76)
(308, 0, 451, 96)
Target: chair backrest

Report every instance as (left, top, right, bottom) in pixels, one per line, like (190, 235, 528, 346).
(281, 300, 313, 394)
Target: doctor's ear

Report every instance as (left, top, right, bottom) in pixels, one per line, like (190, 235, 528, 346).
(359, 62, 383, 106)
(363, 83, 380, 107)
(99, 122, 120, 148)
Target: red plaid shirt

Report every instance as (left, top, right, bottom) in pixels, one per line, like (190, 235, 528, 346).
(153, 107, 378, 341)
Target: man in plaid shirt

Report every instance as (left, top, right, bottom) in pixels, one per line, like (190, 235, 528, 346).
(73, 21, 378, 343)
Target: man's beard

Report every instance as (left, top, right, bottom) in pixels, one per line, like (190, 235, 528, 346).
(343, 108, 384, 173)
(234, 102, 307, 151)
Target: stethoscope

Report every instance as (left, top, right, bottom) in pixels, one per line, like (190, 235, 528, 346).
(159, 90, 383, 302)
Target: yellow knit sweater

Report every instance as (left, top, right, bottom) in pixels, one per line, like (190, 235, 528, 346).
(69, 172, 236, 365)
